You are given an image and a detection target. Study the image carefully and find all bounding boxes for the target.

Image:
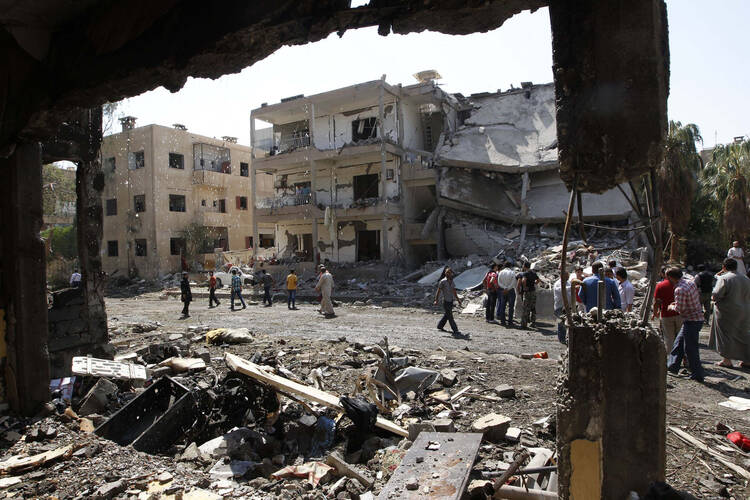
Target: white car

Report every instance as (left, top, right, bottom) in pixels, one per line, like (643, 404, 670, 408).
(213, 266, 256, 289)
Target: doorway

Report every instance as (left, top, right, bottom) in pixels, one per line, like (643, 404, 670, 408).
(357, 230, 380, 261)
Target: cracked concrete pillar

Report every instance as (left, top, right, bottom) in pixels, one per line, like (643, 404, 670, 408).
(549, 0, 669, 497)
(557, 322, 666, 498)
(0, 141, 50, 414)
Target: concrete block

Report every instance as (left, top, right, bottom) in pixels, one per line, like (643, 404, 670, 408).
(408, 422, 436, 441)
(78, 378, 118, 416)
(438, 368, 458, 387)
(471, 413, 511, 443)
(493, 384, 515, 398)
(426, 419, 455, 433)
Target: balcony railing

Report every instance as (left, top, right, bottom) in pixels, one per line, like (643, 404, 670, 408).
(255, 193, 312, 209)
(268, 133, 310, 156)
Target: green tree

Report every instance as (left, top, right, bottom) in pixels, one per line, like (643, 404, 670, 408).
(42, 163, 76, 218)
(657, 121, 703, 262)
(42, 224, 78, 259)
(180, 223, 214, 263)
(702, 139, 750, 244)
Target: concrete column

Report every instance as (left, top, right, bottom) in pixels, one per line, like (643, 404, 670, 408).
(549, 1, 669, 496)
(557, 323, 666, 498)
(251, 163, 259, 258)
(0, 141, 50, 415)
(311, 218, 319, 264)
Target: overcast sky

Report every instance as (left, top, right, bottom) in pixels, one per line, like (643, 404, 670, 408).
(113, 0, 749, 148)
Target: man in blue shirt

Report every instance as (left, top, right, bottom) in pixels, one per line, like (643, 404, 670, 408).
(230, 270, 247, 311)
(579, 261, 621, 311)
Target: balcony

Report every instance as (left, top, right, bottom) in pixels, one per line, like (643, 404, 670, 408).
(192, 169, 231, 189)
(401, 157, 436, 186)
(194, 208, 229, 227)
(254, 194, 323, 223)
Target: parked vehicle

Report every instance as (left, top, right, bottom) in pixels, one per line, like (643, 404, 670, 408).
(213, 266, 256, 288)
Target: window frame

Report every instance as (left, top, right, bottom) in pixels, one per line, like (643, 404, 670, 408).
(133, 194, 146, 213)
(168, 152, 185, 170)
(107, 240, 118, 257)
(240, 162, 249, 177)
(134, 238, 147, 257)
(168, 194, 187, 212)
(170, 237, 186, 256)
(105, 198, 117, 216)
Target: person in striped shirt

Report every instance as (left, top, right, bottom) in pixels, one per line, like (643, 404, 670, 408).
(665, 267, 705, 382)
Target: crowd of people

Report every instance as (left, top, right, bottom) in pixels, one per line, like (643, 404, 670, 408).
(177, 265, 337, 319)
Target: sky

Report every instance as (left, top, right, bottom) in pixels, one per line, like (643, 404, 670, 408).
(113, 0, 750, 149)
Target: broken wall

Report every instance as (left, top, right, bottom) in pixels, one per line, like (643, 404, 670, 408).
(310, 105, 397, 150)
(438, 167, 520, 222)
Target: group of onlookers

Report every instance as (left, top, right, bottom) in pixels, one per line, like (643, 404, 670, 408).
(177, 265, 336, 319)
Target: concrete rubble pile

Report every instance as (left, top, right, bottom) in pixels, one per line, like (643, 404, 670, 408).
(1, 325, 567, 499)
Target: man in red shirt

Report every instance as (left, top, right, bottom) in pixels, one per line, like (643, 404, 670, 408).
(208, 270, 220, 308)
(665, 268, 705, 382)
(653, 267, 683, 352)
(483, 264, 499, 323)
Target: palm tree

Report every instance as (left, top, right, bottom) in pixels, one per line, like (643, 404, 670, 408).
(705, 139, 750, 243)
(657, 121, 703, 262)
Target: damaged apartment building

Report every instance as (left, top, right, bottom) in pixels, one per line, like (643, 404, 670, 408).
(251, 74, 633, 265)
(100, 118, 272, 279)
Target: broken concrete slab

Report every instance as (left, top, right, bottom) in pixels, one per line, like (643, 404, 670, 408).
(408, 422, 436, 442)
(377, 432, 482, 500)
(493, 384, 516, 398)
(453, 267, 489, 291)
(471, 413, 512, 443)
(439, 369, 458, 387)
(78, 378, 118, 417)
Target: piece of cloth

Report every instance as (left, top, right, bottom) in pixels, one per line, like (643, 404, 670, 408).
(694, 271, 715, 294)
(579, 276, 621, 311)
(728, 246, 746, 275)
(316, 272, 335, 315)
(496, 288, 515, 325)
(553, 279, 572, 311)
(286, 274, 298, 290)
(709, 271, 750, 362)
(497, 269, 517, 290)
(288, 289, 296, 309)
(520, 270, 539, 292)
(438, 301, 459, 334)
(230, 289, 246, 309)
(231, 274, 242, 293)
(618, 279, 635, 311)
(654, 280, 679, 318)
(660, 315, 683, 352)
(668, 320, 705, 381)
(437, 277, 457, 303)
(485, 291, 497, 322)
(483, 271, 499, 292)
(672, 278, 704, 322)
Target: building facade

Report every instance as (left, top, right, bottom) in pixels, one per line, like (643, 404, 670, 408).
(100, 120, 271, 279)
(250, 76, 453, 265)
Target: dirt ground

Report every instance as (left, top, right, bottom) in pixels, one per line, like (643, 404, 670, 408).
(3, 292, 750, 499)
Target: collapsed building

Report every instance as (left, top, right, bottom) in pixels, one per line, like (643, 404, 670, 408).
(251, 78, 635, 265)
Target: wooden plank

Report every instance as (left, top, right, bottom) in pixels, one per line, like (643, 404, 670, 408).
(377, 432, 482, 500)
(326, 452, 374, 488)
(669, 426, 750, 480)
(450, 386, 472, 402)
(225, 353, 408, 437)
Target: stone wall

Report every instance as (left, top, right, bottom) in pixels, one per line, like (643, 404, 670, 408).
(48, 288, 111, 379)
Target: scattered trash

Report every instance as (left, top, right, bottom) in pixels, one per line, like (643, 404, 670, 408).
(72, 356, 147, 381)
(271, 462, 333, 487)
(206, 328, 254, 345)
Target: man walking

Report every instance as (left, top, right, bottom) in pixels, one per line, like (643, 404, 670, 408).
(728, 241, 746, 275)
(517, 261, 539, 329)
(208, 270, 220, 308)
(654, 266, 682, 352)
(286, 269, 298, 310)
(70, 269, 82, 288)
(261, 270, 275, 307)
(710, 258, 750, 368)
(315, 266, 335, 317)
(180, 272, 192, 319)
(665, 267, 705, 382)
(434, 267, 464, 337)
(230, 269, 246, 311)
(693, 264, 714, 323)
(483, 264, 499, 323)
(496, 262, 517, 327)
(615, 268, 635, 312)
(579, 261, 621, 312)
